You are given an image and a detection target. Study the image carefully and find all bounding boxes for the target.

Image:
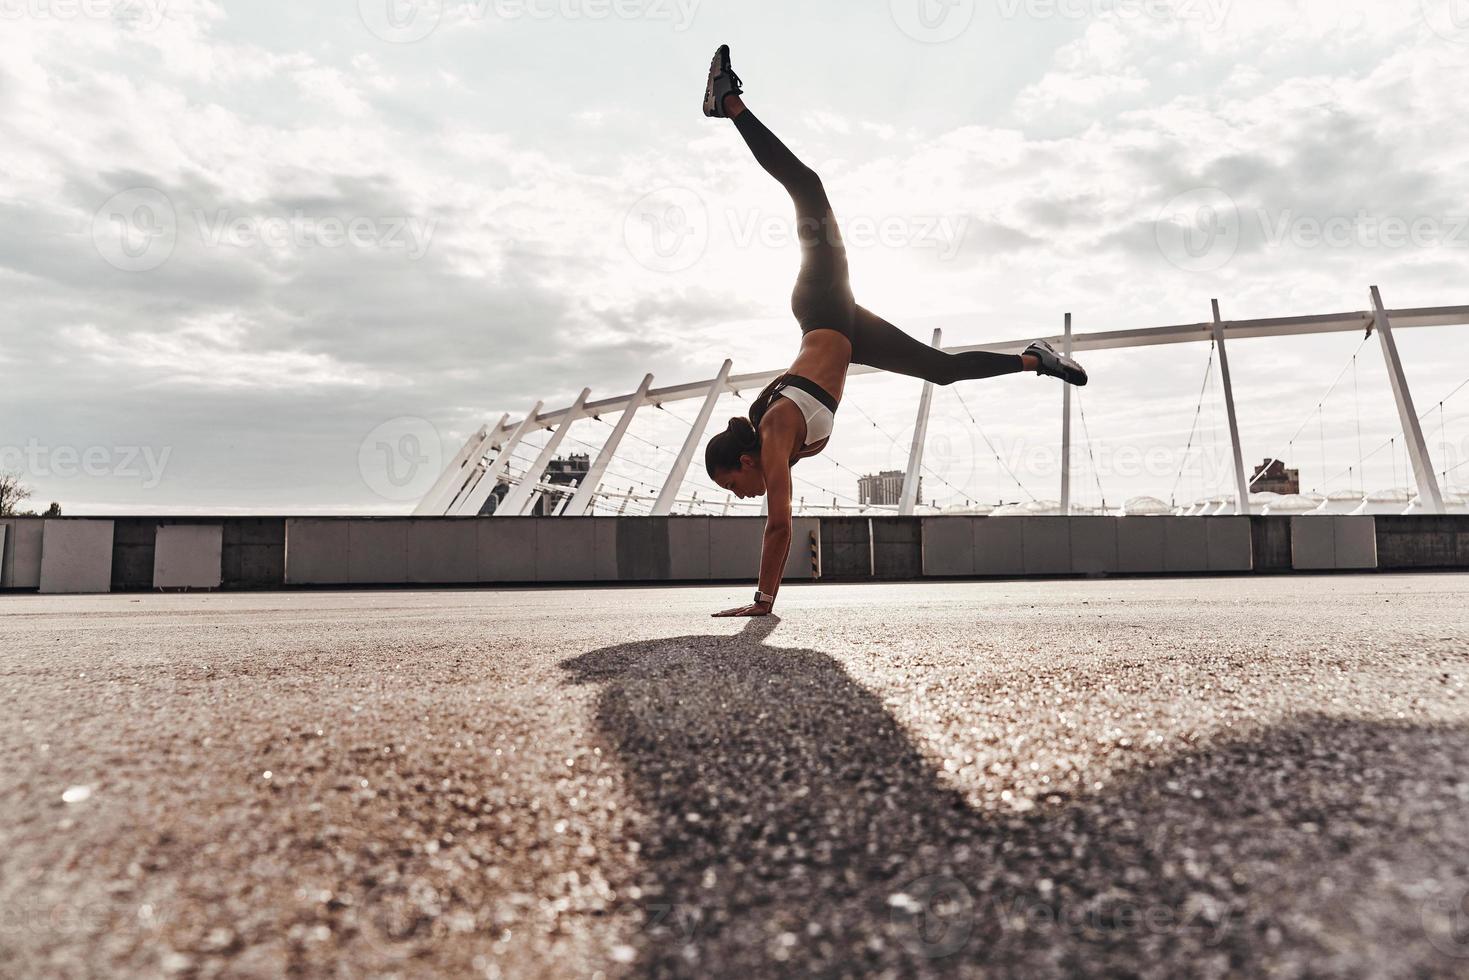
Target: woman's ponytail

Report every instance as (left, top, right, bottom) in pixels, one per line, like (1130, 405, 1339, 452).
(704, 373, 788, 478)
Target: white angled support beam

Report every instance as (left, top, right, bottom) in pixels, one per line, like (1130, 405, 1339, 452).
(414, 419, 499, 516)
(563, 374, 654, 517)
(499, 388, 591, 517)
(452, 401, 543, 516)
(477, 304, 1469, 450)
(553, 481, 579, 517)
(1212, 300, 1251, 516)
(652, 359, 733, 517)
(1061, 314, 1073, 516)
(1371, 286, 1445, 513)
(900, 329, 941, 516)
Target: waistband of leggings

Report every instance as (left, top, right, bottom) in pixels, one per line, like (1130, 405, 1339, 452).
(777, 373, 839, 413)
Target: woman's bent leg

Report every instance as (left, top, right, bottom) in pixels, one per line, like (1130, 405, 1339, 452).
(850, 306, 1024, 385)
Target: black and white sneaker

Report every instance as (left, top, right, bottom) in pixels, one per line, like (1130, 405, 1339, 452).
(1025, 339, 1088, 386)
(702, 44, 743, 118)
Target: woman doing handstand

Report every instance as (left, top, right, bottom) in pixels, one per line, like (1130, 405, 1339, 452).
(702, 46, 1088, 618)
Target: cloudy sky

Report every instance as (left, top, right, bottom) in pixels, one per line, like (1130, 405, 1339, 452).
(2, 0, 1468, 515)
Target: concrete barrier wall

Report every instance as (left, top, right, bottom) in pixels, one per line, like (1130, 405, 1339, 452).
(13, 514, 1469, 593)
(285, 517, 821, 587)
(106, 518, 284, 592)
(38, 520, 114, 594)
(1375, 515, 1469, 569)
(925, 516, 1250, 578)
(1291, 516, 1378, 571)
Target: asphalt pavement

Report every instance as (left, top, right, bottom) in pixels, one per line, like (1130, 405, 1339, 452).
(3, 575, 1469, 978)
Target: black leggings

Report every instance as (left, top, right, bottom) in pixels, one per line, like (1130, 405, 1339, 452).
(732, 109, 1023, 386)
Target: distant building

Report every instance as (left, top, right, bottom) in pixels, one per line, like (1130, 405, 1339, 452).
(859, 469, 920, 508)
(1251, 458, 1300, 495)
(479, 453, 591, 516)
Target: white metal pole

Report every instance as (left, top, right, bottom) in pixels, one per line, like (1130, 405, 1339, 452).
(451, 401, 543, 516)
(563, 374, 653, 517)
(651, 360, 733, 516)
(499, 389, 592, 516)
(553, 480, 579, 517)
(413, 421, 496, 516)
(1213, 300, 1251, 516)
(899, 330, 941, 516)
(1061, 314, 1073, 516)
(1371, 286, 1445, 512)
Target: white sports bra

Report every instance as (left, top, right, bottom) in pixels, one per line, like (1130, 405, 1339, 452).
(771, 374, 838, 452)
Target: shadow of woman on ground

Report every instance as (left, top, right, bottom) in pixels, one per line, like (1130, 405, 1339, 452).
(562, 618, 1469, 978)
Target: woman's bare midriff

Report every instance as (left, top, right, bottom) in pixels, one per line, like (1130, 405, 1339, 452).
(788, 327, 852, 404)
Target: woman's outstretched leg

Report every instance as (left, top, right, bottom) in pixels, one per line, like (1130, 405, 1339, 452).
(704, 44, 854, 337)
(851, 306, 1029, 385)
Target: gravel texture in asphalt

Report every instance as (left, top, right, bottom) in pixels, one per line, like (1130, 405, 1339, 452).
(3, 575, 1469, 978)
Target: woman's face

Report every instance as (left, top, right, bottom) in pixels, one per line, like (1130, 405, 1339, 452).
(714, 453, 766, 499)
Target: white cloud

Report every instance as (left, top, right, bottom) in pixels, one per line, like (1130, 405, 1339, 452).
(1, 0, 1467, 512)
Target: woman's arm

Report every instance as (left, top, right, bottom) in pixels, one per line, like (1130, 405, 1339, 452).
(712, 421, 797, 618)
(754, 441, 793, 602)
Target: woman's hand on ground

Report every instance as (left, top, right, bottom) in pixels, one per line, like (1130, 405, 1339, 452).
(712, 602, 773, 618)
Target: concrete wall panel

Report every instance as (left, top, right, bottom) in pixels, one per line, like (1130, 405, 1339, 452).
(223, 519, 286, 590)
(974, 518, 1026, 576)
(154, 524, 223, 590)
(536, 518, 601, 583)
(285, 519, 351, 586)
(788, 518, 822, 580)
(1117, 517, 1168, 574)
(1290, 517, 1336, 571)
(39, 520, 114, 594)
(922, 517, 977, 576)
(407, 520, 478, 584)
(1334, 516, 1378, 570)
(1023, 517, 1071, 576)
(1163, 518, 1210, 573)
(1207, 518, 1254, 572)
(347, 521, 409, 585)
(1, 519, 44, 589)
(110, 519, 157, 591)
(611, 518, 670, 581)
(819, 518, 871, 579)
(1251, 517, 1293, 573)
(710, 518, 763, 580)
(592, 519, 620, 581)
(668, 517, 711, 581)
(477, 519, 537, 583)
(871, 518, 922, 580)
(1375, 516, 1469, 569)
(1071, 517, 1120, 575)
